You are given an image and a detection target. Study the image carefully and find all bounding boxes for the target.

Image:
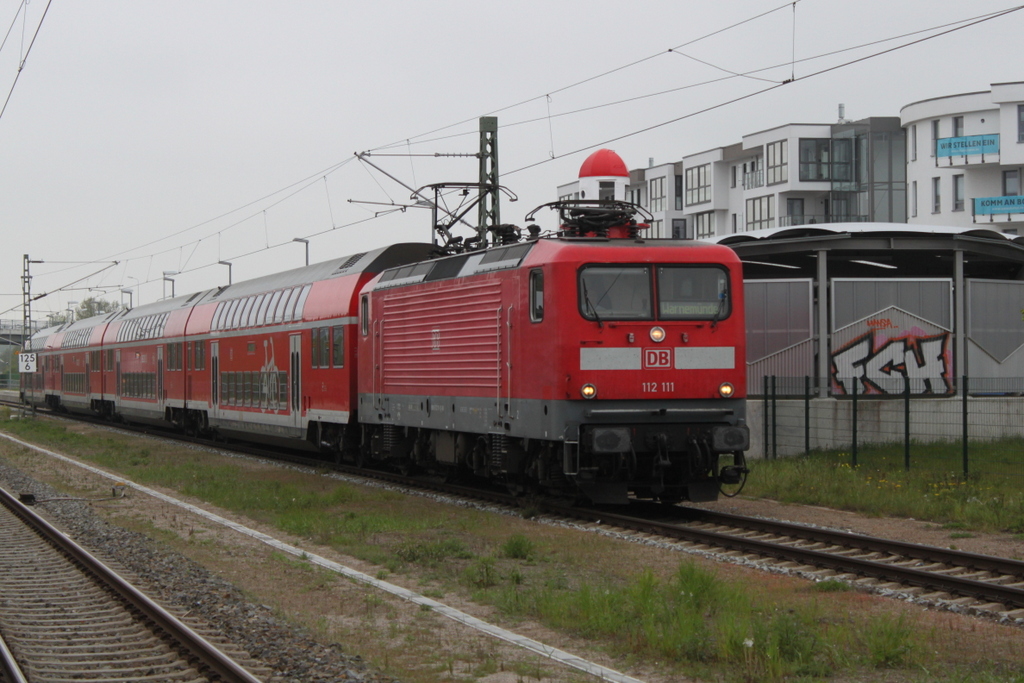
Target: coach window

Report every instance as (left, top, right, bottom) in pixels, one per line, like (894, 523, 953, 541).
(293, 284, 312, 321)
(320, 328, 331, 367)
(275, 289, 293, 324)
(311, 327, 321, 368)
(331, 327, 344, 367)
(529, 269, 544, 322)
(657, 266, 730, 320)
(253, 294, 270, 325)
(266, 291, 283, 324)
(230, 300, 244, 329)
(255, 294, 272, 326)
(241, 297, 257, 328)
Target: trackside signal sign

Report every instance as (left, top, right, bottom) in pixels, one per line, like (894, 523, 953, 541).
(19, 353, 37, 373)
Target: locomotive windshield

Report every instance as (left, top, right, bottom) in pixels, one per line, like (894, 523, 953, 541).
(578, 266, 653, 320)
(657, 266, 730, 320)
(578, 265, 730, 321)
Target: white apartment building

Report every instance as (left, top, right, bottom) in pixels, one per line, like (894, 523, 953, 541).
(902, 82, 1024, 235)
(559, 116, 906, 240)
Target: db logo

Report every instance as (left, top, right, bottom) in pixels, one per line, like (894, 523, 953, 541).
(643, 348, 672, 368)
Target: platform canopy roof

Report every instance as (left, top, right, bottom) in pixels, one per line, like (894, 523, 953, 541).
(709, 223, 1024, 281)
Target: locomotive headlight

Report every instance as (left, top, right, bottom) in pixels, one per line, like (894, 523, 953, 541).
(580, 383, 598, 399)
(718, 382, 735, 398)
(649, 326, 666, 343)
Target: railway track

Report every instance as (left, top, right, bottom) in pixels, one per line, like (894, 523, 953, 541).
(6, 395, 1024, 623)
(0, 484, 265, 683)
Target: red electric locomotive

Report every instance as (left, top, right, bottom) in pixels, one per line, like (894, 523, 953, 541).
(23, 200, 748, 505)
(356, 200, 749, 504)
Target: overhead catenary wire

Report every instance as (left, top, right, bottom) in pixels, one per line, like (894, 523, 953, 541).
(20, 3, 1024, 305)
(0, 0, 53, 124)
(502, 3, 1024, 177)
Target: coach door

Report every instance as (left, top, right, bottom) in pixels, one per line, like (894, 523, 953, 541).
(210, 342, 219, 417)
(157, 346, 165, 410)
(289, 334, 302, 428)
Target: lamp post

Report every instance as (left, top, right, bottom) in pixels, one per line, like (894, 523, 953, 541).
(121, 288, 134, 309)
(292, 238, 309, 266)
(218, 261, 233, 285)
(162, 271, 178, 299)
(127, 276, 140, 306)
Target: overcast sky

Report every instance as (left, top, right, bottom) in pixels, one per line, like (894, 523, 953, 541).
(2, 0, 1022, 320)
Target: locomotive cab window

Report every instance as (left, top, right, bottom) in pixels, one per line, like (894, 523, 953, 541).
(360, 295, 369, 336)
(578, 266, 652, 320)
(529, 269, 544, 322)
(657, 266, 730, 320)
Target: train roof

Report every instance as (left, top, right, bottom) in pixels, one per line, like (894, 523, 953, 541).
(31, 243, 436, 349)
(371, 235, 738, 291)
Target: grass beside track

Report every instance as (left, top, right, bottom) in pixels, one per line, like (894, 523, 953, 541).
(744, 439, 1024, 536)
(2, 412, 1024, 682)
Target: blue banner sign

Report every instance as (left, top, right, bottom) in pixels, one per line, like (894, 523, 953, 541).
(937, 134, 999, 157)
(974, 195, 1024, 215)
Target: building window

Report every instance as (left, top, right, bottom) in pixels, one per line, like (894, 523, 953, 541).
(953, 174, 964, 211)
(731, 213, 737, 233)
(672, 218, 688, 239)
(931, 120, 940, 157)
(932, 177, 941, 213)
(1005, 169, 1021, 196)
(599, 181, 615, 201)
(765, 140, 787, 184)
(911, 180, 917, 218)
(745, 195, 774, 231)
(650, 219, 664, 237)
(674, 175, 683, 210)
(692, 212, 714, 239)
(1018, 105, 1024, 143)
(786, 198, 804, 226)
(910, 124, 917, 161)
(685, 165, 710, 204)
(952, 116, 964, 138)
(648, 177, 665, 212)
(798, 139, 830, 181)
(730, 165, 737, 188)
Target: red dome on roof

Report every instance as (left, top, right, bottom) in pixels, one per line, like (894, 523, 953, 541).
(578, 149, 629, 178)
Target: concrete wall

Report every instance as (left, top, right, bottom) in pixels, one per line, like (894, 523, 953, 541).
(746, 395, 1024, 459)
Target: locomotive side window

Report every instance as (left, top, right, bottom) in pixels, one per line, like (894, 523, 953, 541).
(578, 266, 652, 321)
(656, 266, 730, 320)
(360, 295, 369, 336)
(529, 269, 544, 322)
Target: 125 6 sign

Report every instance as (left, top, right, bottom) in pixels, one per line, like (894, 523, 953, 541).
(19, 353, 37, 373)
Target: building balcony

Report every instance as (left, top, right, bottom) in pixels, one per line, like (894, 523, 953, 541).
(934, 134, 1000, 167)
(778, 214, 868, 227)
(972, 195, 1024, 222)
(743, 170, 764, 190)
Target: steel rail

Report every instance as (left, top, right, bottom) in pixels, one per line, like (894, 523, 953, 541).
(9, 396, 1024, 612)
(0, 631, 28, 683)
(560, 504, 1024, 609)
(678, 506, 1024, 579)
(0, 485, 263, 683)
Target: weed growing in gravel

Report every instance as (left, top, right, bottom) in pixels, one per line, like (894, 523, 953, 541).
(489, 560, 921, 680)
(500, 533, 534, 560)
(394, 537, 472, 566)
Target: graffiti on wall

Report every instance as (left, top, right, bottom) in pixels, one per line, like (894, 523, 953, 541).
(831, 326, 953, 396)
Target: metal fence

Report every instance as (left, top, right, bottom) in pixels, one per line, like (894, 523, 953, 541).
(754, 376, 1024, 478)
